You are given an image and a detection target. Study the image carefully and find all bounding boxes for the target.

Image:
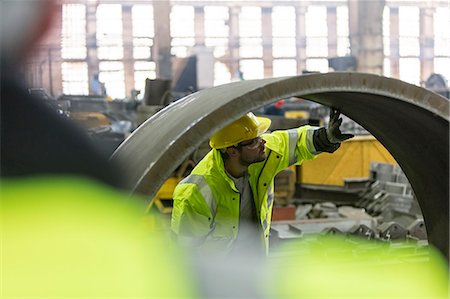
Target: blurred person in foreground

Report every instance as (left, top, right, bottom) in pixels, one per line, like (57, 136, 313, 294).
(0, 0, 122, 186)
(0, 1, 196, 297)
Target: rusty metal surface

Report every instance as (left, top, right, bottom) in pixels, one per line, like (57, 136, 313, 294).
(111, 72, 449, 259)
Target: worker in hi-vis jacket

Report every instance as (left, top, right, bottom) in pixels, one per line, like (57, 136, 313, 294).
(171, 108, 353, 255)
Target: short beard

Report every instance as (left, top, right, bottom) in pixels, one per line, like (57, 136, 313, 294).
(239, 153, 266, 167)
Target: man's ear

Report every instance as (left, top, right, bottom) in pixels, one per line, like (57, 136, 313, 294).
(226, 147, 240, 157)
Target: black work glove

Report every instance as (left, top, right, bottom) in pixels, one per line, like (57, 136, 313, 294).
(313, 108, 354, 153)
(326, 108, 354, 143)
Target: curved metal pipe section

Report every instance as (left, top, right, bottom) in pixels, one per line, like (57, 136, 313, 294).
(112, 72, 449, 259)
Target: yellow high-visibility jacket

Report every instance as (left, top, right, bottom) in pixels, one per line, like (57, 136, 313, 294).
(3, 176, 197, 297)
(171, 126, 317, 254)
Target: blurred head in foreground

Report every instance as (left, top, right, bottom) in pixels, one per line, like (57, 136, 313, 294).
(1, 0, 59, 65)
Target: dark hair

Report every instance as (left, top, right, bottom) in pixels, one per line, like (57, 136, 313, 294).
(219, 144, 245, 161)
(219, 148, 230, 161)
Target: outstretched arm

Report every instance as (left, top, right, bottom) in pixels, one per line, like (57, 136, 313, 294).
(313, 108, 354, 153)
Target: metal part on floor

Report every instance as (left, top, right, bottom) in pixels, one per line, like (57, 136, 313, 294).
(270, 206, 375, 246)
(271, 163, 428, 251)
(356, 162, 423, 227)
(111, 72, 449, 260)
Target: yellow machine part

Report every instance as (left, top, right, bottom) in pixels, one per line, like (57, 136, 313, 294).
(70, 112, 111, 129)
(285, 110, 310, 120)
(298, 135, 396, 186)
(147, 160, 196, 214)
(147, 177, 181, 214)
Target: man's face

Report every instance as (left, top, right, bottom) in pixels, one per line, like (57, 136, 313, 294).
(237, 137, 267, 166)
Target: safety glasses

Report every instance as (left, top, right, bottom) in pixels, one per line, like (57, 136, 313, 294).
(237, 137, 263, 150)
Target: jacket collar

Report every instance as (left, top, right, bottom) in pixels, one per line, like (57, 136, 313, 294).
(212, 149, 239, 193)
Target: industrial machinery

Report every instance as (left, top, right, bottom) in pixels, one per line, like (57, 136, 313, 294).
(57, 95, 134, 155)
(28, 88, 68, 117)
(424, 73, 449, 99)
(270, 161, 425, 250)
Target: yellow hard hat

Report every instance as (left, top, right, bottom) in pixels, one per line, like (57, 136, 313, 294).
(209, 112, 271, 149)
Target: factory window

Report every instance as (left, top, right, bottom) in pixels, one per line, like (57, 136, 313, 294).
(134, 61, 156, 93)
(240, 59, 264, 80)
(398, 6, 420, 85)
(434, 7, 450, 56)
(434, 58, 450, 83)
(97, 4, 123, 60)
(382, 7, 391, 77)
(214, 62, 231, 86)
(99, 61, 126, 99)
(399, 6, 419, 56)
(272, 6, 296, 59)
(383, 58, 391, 78)
(305, 6, 328, 72)
(62, 62, 89, 95)
(273, 59, 297, 77)
(132, 5, 154, 60)
(204, 6, 229, 58)
(239, 7, 263, 58)
(62, 4, 86, 59)
(434, 7, 450, 81)
(171, 6, 195, 57)
(336, 6, 350, 56)
(306, 59, 329, 73)
(399, 58, 420, 86)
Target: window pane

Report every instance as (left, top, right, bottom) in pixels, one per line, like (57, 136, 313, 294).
(305, 6, 327, 36)
(134, 61, 156, 92)
(171, 6, 194, 37)
(399, 6, 419, 37)
(383, 6, 390, 56)
(132, 5, 154, 37)
(239, 7, 261, 37)
(171, 6, 194, 57)
(171, 47, 189, 57)
(204, 6, 229, 38)
(97, 4, 123, 60)
(337, 6, 350, 56)
(383, 58, 391, 77)
(239, 59, 264, 80)
(133, 46, 151, 60)
(434, 7, 450, 56)
(62, 4, 86, 59)
(399, 58, 420, 85)
(132, 5, 154, 59)
(62, 62, 89, 95)
(337, 37, 350, 57)
(273, 59, 297, 77)
(434, 58, 450, 83)
(273, 37, 296, 58)
(171, 37, 195, 47)
(133, 37, 153, 59)
(99, 61, 126, 99)
(214, 62, 231, 86)
(240, 38, 263, 58)
(171, 37, 195, 57)
(399, 37, 419, 56)
(204, 6, 229, 58)
(306, 37, 328, 57)
(305, 59, 329, 73)
(272, 6, 295, 37)
(336, 6, 348, 36)
(205, 38, 228, 57)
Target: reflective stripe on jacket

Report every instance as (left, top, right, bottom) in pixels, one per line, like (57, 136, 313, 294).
(171, 125, 317, 255)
